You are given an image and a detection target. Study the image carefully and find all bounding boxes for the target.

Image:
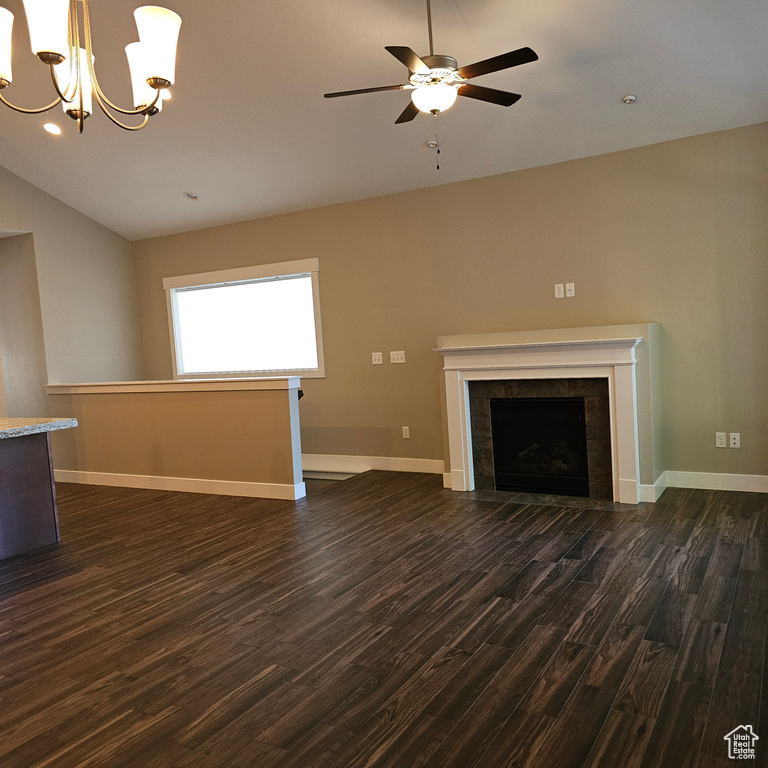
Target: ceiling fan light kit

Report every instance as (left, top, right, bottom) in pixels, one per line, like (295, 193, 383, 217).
(324, 0, 537, 124)
(0, 0, 181, 133)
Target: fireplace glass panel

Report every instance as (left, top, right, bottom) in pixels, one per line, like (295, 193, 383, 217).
(490, 396, 590, 496)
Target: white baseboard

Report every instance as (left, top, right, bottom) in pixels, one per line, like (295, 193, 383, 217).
(639, 473, 669, 502)
(303, 470, 357, 481)
(443, 473, 452, 488)
(54, 469, 306, 500)
(302, 454, 445, 481)
(665, 470, 768, 494)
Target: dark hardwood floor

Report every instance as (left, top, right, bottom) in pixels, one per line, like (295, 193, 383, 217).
(0, 472, 766, 767)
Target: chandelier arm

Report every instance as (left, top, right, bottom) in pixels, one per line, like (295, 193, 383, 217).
(82, 0, 160, 116)
(49, 63, 77, 104)
(0, 90, 63, 114)
(90, 72, 161, 115)
(94, 97, 151, 131)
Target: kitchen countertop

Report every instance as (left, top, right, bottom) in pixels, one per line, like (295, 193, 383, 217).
(0, 417, 78, 440)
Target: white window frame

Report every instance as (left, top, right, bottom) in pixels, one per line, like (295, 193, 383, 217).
(163, 257, 325, 380)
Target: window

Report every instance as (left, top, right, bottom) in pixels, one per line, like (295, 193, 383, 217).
(164, 258, 324, 378)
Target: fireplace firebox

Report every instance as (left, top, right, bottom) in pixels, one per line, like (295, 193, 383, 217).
(490, 397, 589, 496)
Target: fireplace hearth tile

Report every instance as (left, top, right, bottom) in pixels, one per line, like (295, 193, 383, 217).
(474, 474, 496, 491)
(589, 481, 613, 500)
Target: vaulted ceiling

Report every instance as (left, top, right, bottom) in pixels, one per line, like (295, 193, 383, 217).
(0, 0, 766, 240)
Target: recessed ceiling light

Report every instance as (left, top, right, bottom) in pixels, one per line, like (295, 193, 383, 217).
(621, 93, 638, 105)
(426, 139, 439, 149)
(43, 122, 62, 135)
(183, 192, 200, 201)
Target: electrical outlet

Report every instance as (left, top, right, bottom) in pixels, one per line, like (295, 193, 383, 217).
(402, 426, 410, 439)
(554, 284, 564, 299)
(390, 351, 406, 364)
(371, 352, 383, 365)
(565, 282, 575, 297)
(715, 432, 727, 448)
(729, 432, 740, 448)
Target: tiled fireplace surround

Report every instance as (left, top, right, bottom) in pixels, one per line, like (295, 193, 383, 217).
(469, 377, 613, 499)
(436, 331, 645, 504)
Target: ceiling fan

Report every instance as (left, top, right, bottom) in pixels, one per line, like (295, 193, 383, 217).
(324, 0, 538, 123)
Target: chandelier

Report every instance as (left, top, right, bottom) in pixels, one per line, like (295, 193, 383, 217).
(0, 1, 181, 132)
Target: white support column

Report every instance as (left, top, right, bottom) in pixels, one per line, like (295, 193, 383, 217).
(613, 362, 641, 504)
(445, 369, 473, 491)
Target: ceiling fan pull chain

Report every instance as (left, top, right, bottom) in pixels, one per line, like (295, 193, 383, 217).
(434, 114, 440, 170)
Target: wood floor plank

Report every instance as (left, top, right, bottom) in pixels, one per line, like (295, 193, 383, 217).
(639, 681, 711, 768)
(582, 710, 654, 768)
(613, 640, 680, 719)
(699, 610, 767, 758)
(525, 684, 617, 768)
(0, 474, 762, 767)
(471, 709, 556, 768)
(672, 619, 727, 687)
(519, 640, 597, 716)
(644, 585, 696, 645)
(583, 621, 646, 690)
(424, 643, 512, 722)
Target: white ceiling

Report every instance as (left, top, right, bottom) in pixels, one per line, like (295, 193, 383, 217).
(0, 0, 766, 241)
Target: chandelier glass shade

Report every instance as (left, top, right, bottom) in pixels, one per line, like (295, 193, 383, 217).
(0, 0, 181, 132)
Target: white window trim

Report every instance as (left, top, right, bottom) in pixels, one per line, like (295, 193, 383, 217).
(164, 258, 325, 380)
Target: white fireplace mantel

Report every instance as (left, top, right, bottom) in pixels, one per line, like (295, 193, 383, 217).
(436, 336, 643, 504)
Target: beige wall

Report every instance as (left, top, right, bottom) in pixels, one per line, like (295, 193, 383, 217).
(0, 234, 48, 417)
(0, 165, 143, 385)
(48, 389, 298, 485)
(133, 122, 768, 478)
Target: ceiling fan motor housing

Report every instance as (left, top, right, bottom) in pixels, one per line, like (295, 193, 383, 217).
(421, 55, 458, 72)
(410, 55, 462, 90)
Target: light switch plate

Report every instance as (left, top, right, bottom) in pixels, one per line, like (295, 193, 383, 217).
(554, 284, 565, 299)
(390, 351, 406, 364)
(566, 282, 575, 297)
(372, 352, 383, 365)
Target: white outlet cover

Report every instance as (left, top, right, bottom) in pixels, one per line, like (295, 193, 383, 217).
(566, 282, 575, 297)
(554, 284, 565, 299)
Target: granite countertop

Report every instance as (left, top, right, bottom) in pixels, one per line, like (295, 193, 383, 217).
(0, 417, 78, 440)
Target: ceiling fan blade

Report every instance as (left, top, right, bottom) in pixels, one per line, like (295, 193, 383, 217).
(458, 47, 538, 80)
(458, 84, 522, 107)
(324, 84, 406, 99)
(385, 46, 431, 75)
(395, 101, 419, 124)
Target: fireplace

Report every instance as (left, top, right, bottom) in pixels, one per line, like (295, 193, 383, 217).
(436, 333, 644, 504)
